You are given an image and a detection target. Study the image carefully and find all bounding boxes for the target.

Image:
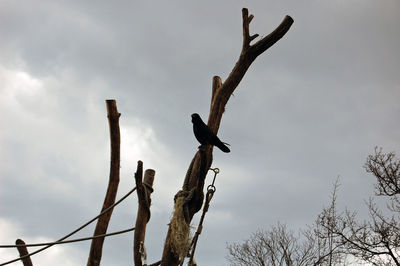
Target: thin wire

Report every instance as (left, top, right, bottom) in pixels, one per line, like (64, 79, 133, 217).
(0, 186, 137, 266)
(0, 227, 135, 248)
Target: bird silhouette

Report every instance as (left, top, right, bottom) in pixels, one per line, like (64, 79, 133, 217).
(191, 113, 230, 153)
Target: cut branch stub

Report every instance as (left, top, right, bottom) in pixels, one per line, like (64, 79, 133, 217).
(143, 169, 155, 192)
(134, 161, 155, 266)
(15, 239, 33, 266)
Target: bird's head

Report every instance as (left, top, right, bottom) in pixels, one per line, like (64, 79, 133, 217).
(191, 113, 200, 123)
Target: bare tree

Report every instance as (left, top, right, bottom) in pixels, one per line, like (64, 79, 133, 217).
(312, 178, 346, 265)
(226, 185, 349, 266)
(226, 222, 343, 266)
(366, 147, 400, 212)
(318, 148, 400, 266)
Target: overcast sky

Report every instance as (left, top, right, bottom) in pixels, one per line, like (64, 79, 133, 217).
(1, 1, 399, 265)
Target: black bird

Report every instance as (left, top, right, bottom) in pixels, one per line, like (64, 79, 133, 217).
(191, 113, 230, 153)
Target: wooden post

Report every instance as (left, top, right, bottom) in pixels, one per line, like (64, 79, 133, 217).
(15, 239, 33, 266)
(134, 161, 155, 266)
(87, 99, 121, 266)
(161, 8, 293, 265)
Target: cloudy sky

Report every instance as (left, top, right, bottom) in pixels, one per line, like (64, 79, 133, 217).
(1, 1, 399, 265)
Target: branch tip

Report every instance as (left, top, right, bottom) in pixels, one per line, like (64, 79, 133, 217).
(250, 34, 259, 42)
(248, 14, 254, 23)
(285, 15, 294, 23)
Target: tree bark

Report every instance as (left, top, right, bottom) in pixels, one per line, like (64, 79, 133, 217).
(133, 161, 155, 266)
(87, 99, 121, 266)
(161, 8, 293, 266)
(15, 239, 33, 266)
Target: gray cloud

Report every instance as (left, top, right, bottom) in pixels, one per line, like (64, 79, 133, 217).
(1, 1, 399, 265)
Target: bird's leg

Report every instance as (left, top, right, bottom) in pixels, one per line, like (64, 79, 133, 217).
(198, 144, 207, 150)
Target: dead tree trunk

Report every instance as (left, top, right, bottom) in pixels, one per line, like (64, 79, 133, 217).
(160, 8, 293, 265)
(87, 99, 121, 266)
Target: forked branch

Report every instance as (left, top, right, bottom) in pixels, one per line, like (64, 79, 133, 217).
(208, 8, 293, 133)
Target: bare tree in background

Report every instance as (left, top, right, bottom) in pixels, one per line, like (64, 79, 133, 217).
(226, 147, 400, 265)
(225, 181, 346, 266)
(312, 178, 346, 265)
(318, 148, 400, 265)
(226, 219, 345, 266)
(227, 223, 311, 266)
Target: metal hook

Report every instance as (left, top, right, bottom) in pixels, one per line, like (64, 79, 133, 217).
(207, 168, 220, 192)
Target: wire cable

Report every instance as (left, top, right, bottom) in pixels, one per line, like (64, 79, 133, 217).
(0, 186, 137, 266)
(0, 227, 135, 248)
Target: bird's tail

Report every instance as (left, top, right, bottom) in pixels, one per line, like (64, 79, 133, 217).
(216, 141, 230, 153)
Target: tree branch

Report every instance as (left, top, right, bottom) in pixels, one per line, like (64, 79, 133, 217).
(15, 239, 33, 266)
(134, 161, 155, 266)
(87, 99, 121, 266)
(208, 9, 293, 134)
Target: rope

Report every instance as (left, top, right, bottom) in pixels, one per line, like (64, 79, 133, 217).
(0, 186, 137, 266)
(174, 188, 195, 224)
(0, 227, 135, 248)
